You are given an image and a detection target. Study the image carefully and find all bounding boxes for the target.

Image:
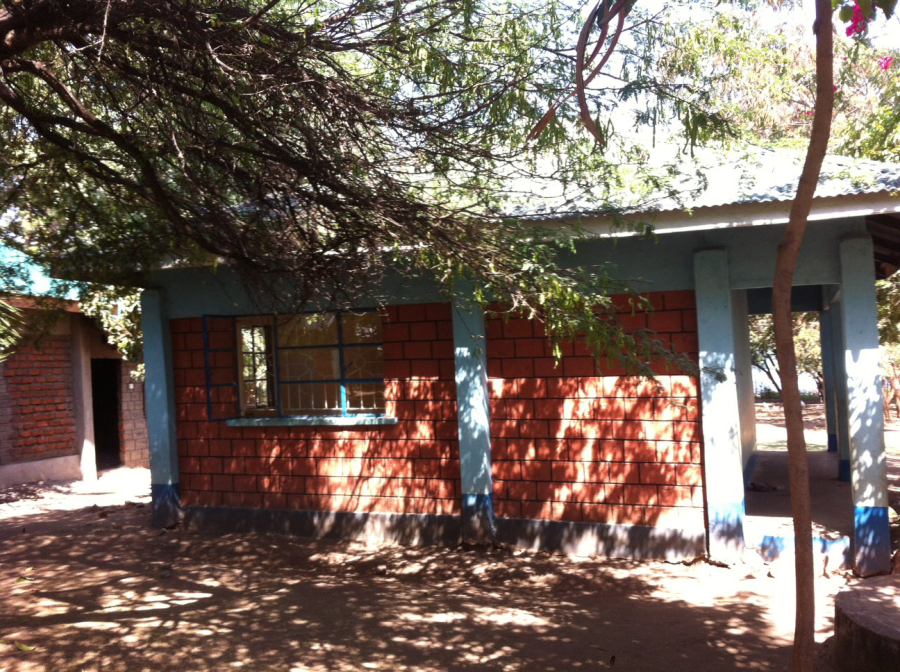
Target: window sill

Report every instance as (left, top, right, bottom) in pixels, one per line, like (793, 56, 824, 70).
(225, 416, 399, 428)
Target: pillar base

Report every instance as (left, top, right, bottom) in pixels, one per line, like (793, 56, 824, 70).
(151, 483, 182, 528)
(839, 459, 852, 482)
(707, 501, 745, 564)
(461, 493, 496, 545)
(854, 506, 891, 576)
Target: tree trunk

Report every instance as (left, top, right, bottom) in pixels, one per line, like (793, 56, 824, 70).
(771, 2, 834, 671)
(760, 356, 783, 396)
(886, 372, 900, 420)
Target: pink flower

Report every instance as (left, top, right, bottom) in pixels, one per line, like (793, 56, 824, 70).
(846, 3, 870, 36)
(879, 56, 894, 70)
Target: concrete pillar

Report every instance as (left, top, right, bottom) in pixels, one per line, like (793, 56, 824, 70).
(70, 315, 97, 481)
(819, 306, 839, 454)
(141, 289, 181, 527)
(694, 249, 745, 562)
(839, 236, 891, 576)
(451, 297, 495, 544)
(829, 296, 853, 481)
(731, 289, 757, 472)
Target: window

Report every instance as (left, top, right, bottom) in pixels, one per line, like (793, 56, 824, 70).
(236, 311, 385, 417)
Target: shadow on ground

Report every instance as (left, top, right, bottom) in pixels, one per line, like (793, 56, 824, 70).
(0, 502, 833, 672)
(0, 481, 76, 506)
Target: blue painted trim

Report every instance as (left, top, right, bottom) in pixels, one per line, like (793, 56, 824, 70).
(151, 483, 181, 528)
(272, 314, 284, 418)
(742, 452, 759, 489)
(827, 433, 838, 453)
(461, 493, 496, 543)
(226, 416, 398, 427)
(336, 312, 348, 416)
(754, 534, 851, 568)
(707, 501, 745, 552)
(854, 506, 891, 575)
(839, 458, 852, 483)
(462, 493, 494, 515)
(151, 221, 869, 320)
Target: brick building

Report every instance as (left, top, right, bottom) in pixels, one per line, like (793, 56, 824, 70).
(0, 301, 149, 486)
(117, 150, 900, 575)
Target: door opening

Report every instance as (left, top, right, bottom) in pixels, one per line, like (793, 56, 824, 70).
(92, 359, 121, 470)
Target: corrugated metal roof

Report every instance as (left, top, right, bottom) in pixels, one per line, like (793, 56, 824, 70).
(509, 146, 900, 221)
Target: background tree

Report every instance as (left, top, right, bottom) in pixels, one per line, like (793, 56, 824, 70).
(654, 1, 900, 161)
(877, 273, 900, 416)
(0, 298, 20, 360)
(749, 313, 823, 398)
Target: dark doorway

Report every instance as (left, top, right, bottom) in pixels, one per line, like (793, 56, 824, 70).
(92, 359, 121, 470)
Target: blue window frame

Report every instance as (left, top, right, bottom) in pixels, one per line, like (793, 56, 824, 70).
(203, 310, 386, 420)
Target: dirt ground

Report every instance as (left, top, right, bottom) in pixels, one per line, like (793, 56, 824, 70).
(755, 402, 900, 514)
(0, 471, 854, 672)
(4, 403, 900, 672)
(754, 401, 900, 436)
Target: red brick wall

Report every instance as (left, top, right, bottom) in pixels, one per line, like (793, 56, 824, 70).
(487, 291, 705, 530)
(0, 337, 77, 465)
(119, 361, 149, 468)
(172, 303, 462, 515)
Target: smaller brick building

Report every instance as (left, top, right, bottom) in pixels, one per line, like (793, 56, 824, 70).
(0, 303, 149, 486)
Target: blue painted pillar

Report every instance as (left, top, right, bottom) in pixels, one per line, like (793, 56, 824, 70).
(694, 249, 745, 562)
(818, 307, 839, 454)
(451, 297, 495, 544)
(839, 236, 891, 576)
(829, 297, 853, 481)
(141, 288, 181, 528)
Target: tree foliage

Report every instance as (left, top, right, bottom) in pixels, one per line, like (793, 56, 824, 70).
(0, 0, 744, 375)
(78, 285, 144, 366)
(0, 297, 20, 360)
(655, 1, 899, 161)
(749, 313, 823, 396)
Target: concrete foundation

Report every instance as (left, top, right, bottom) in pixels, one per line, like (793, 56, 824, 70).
(835, 575, 900, 672)
(0, 454, 82, 488)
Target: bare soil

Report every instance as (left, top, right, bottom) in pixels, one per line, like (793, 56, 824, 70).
(0, 467, 857, 672)
(754, 402, 900, 435)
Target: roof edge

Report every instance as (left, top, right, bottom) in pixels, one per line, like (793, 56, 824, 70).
(541, 192, 900, 237)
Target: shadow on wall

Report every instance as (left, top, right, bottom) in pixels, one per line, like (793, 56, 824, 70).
(494, 516, 706, 561)
(185, 504, 463, 547)
(0, 503, 797, 672)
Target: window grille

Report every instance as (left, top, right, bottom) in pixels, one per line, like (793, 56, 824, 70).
(203, 310, 386, 420)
